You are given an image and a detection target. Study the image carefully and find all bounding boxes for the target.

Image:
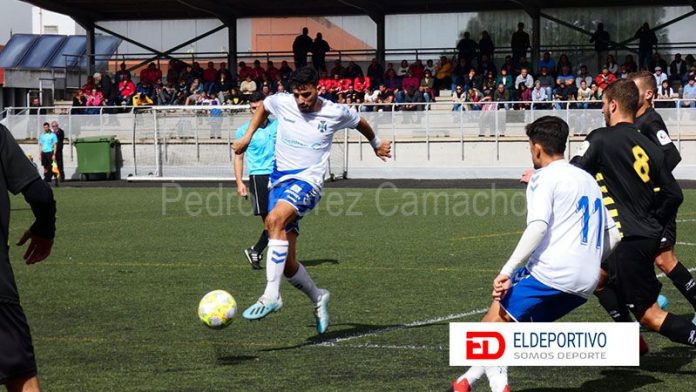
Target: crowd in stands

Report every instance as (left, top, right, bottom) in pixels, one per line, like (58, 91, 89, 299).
(70, 24, 696, 112)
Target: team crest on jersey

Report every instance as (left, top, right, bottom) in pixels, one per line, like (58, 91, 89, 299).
(317, 120, 328, 133)
(656, 130, 672, 146)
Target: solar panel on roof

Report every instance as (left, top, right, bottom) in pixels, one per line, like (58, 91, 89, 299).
(19, 35, 66, 69)
(79, 35, 123, 70)
(0, 34, 39, 68)
(48, 35, 86, 69)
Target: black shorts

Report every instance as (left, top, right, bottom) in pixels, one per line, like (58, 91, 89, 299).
(248, 175, 270, 216)
(605, 237, 662, 316)
(0, 304, 37, 385)
(40, 152, 52, 168)
(659, 216, 677, 250)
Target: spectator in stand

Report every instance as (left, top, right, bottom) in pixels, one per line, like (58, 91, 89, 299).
(238, 61, 253, 81)
(616, 64, 630, 80)
(482, 71, 497, 96)
(135, 80, 154, 99)
(71, 90, 87, 113)
(670, 53, 688, 84)
(537, 67, 555, 98)
(217, 62, 232, 82)
(452, 85, 466, 111)
(420, 70, 435, 102)
(682, 77, 696, 108)
(292, 27, 313, 68)
(635, 22, 658, 70)
(576, 80, 592, 109)
(190, 62, 204, 81)
(240, 75, 257, 98)
(132, 92, 153, 107)
(456, 32, 478, 63)
(478, 31, 495, 62)
(537, 52, 556, 76)
(557, 65, 574, 84)
(516, 83, 532, 109)
(648, 53, 668, 73)
(493, 83, 510, 110)
(588, 81, 602, 108)
(118, 74, 136, 105)
(656, 79, 678, 108)
(225, 87, 243, 105)
(278, 61, 293, 81)
(185, 78, 203, 105)
(81, 76, 96, 94)
(606, 54, 619, 75)
(179, 64, 193, 84)
(409, 59, 425, 80)
(575, 65, 593, 89)
(687, 65, 696, 83)
(510, 22, 530, 66)
(367, 58, 384, 86)
(330, 60, 346, 78)
(174, 78, 190, 104)
(156, 82, 177, 105)
(556, 54, 572, 75)
(466, 68, 483, 91)
(514, 57, 533, 77)
(515, 67, 534, 89)
(554, 79, 577, 110)
(93, 72, 114, 106)
(312, 32, 330, 72)
(354, 75, 371, 95)
(166, 60, 182, 85)
(251, 60, 266, 84)
(451, 58, 470, 91)
(383, 68, 400, 91)
(654, 66, 668, 87)
(477, 54, 497, 79)
(434, 56, 453, 93)
(501, 55, 514, 75)
(496, 68, 514, 93)
(202, 61, 218, 93)
(531, 80, 548, 108)
(140, 62, 162, 84)
(215, 72, 234, 101)
(396, 60, 410, 79)
(425, 59, 436, 76)
(375, 84, 395, 108)
(590, 23, 611, 72)
(115, 62, 130, 82)
(345, 61, 363, 79)
(396, 85, 424, 111)
(401, 70, 420, 92)
(595, 65, 617, 92)
(623, 54, 638, 73)
(265, 61, 279, 84)
(85, 88, 103, 113)
(465, 86, 483, 111)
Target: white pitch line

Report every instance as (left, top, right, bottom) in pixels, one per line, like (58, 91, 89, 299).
(656, 266, 696, 278)
(340, 343, 446, 351)
(314, 308, 487, 347)
(676, 242, 696, 247)
(676, 219, 696, 223)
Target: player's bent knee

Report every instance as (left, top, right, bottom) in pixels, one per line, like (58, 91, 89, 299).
(637, 305, 668, 332)
(654, 250, 677, 273)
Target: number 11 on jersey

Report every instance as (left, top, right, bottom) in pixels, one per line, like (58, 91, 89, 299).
(577, 196, 604, 248)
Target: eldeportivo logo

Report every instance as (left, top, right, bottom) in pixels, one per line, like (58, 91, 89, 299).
(466, 332, 505, 360)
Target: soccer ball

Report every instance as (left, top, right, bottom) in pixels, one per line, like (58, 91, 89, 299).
(198, 290, 237, 329)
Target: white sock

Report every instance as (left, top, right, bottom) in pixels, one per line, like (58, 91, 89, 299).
(262, 239, 289, 300)
(457, 366, 485, 385)
(287, 263, 322, 303)
(485, 366, 508, 392)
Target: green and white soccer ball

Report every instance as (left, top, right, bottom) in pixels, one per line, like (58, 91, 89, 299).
(198, 290, 237, 329)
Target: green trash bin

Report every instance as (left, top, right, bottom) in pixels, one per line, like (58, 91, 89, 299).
(74, 135, 120, 180)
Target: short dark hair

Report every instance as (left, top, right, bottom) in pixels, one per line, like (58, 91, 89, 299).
(628, 70, 657, 92)
(525, 116, 569, 156)
(604, 79, 639, 115)
(248, 91, 265, 103)
(43, 122, 50, 127)
(289, 66, 319, 89)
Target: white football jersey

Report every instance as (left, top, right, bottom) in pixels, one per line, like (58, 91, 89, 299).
(525, 160, 615, 299)
(263, 93, 360, 189)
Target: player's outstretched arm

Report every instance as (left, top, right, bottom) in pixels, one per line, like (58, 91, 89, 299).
(18, 179, 56, 264)
(494, 220, 548, 300)
(233, 103, 270, 155)
(355, 117, 392, 161)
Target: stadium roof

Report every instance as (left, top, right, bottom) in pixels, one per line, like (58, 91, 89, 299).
(21, 0, 696, 21)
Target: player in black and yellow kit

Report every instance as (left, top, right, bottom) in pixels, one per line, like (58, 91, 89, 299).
(629, 71, 696, 324)
(571, 80, 696, 348)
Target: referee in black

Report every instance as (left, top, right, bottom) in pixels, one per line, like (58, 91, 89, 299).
(629, 71, 696, 323)
(0, 124, 56, 391)
(571, 80, 696, 348)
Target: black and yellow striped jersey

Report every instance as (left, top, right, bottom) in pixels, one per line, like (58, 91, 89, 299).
(570, 122, 683, 239)
(635, 107, 681, 172)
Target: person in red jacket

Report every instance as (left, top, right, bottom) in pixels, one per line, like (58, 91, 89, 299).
(118, 75, 136, 105)
(595, 66, 617, 92)
(354, 76, 371, 92)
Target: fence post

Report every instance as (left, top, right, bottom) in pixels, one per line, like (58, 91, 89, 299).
(495, 106, 500, 161)
(153, 108, 161, 177)
(425, 103, 430, 161)
(132, 108, 138, 176)
(676, 100, 682, 152)
(391, 105, 396, 161)
(459, 104, 464, 160)
(99, 106, 104, 134)
(343, 126, 349, 179)
(68, 108, 73, 161)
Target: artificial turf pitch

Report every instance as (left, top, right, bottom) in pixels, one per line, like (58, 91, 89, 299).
(7, 185, 696, 391)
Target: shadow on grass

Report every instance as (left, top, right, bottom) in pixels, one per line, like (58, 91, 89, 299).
(516, 369, 661, 392)
(301, 258, 339, 267)
(640, 346, 696, 375)
(216, 355, 259, 366)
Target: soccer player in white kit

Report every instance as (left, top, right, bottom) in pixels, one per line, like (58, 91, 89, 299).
(451, 116, 621, 392)
(233, 66, 391, 334)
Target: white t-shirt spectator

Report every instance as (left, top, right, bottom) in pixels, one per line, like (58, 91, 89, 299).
(515, 74, 534, 89)
(531, 86, 547, 102)
(654, 72, 668, 87)
(577, 86, 593, 101)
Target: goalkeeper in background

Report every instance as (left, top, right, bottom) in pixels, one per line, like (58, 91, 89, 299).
(234, 92, 278, 269)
